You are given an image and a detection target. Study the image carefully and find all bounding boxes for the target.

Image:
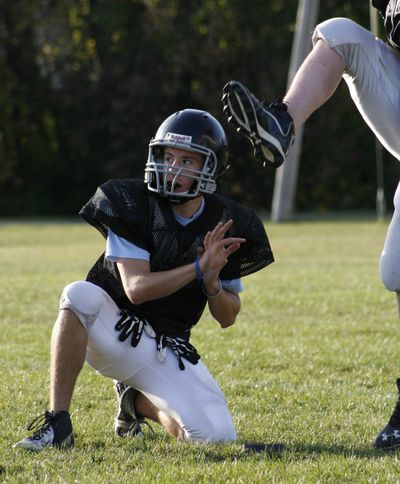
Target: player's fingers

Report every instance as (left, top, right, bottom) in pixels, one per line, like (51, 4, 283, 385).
(203, 230, 211, 246)
(224, 242, 241, 257)
(208, 222, 224, 241)
(209, 220, 233, 241)
(215, 219, 233, 238)
(223, 237, 246, 247)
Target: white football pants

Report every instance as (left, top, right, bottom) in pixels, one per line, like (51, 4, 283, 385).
(60, 280, 236, 442)
(315, 18, 400, 291)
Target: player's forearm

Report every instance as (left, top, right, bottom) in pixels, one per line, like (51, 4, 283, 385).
(206, 286, 241, 328)
(120, 261, 198, 305)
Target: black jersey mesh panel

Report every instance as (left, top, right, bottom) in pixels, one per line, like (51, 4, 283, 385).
(80, 179, 150, 249)
(218, 200, 274, 279)
(150, 198, 180, 269)
(80, 179, 274, 337)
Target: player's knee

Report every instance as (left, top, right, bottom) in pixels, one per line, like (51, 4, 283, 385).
(314, 17, 365, 48)
(393, 184, 400, 211)
(184, 424, 236, 443)
(184, 404, 236, 442)
(381, 274, 400, 292)
(380, 260, 400, 292)
(60, 281, 105, 319)
(207, 419, 237, 442)
(204, 403, 236, 442)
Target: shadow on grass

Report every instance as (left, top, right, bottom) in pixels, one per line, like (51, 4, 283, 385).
(188, 441, 400, 462)
(288, 442, 400, 459)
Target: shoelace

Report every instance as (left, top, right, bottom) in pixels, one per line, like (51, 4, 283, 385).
(257, 98, 288, 118)
(26, 411, 54, 439)
(135, 420, 156, 437)
(268, 99, 288, 112)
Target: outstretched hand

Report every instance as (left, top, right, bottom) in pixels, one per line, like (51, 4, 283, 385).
(198, 219, 245, 279)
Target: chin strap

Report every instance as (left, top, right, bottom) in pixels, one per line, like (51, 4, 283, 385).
(165, 192, 202, 205)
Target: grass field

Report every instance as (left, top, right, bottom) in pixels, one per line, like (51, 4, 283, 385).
(1, 218, 400, 482)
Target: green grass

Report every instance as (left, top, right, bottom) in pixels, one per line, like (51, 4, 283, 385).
(1, 219, 400, 482)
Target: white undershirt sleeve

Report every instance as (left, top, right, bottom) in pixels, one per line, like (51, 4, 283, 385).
(106, 229, 150, 262)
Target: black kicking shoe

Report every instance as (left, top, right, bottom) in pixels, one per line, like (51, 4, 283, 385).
(222, 80, 295, 167)
(13, 410, 74, 451)
(374, 378, 400, 450)
(114, 382, 144, 437)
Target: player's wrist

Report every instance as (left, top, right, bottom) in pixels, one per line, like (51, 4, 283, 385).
(202, 278, 222, 298)
(194, 256, 204, 280)
(195, 255, 210, 279)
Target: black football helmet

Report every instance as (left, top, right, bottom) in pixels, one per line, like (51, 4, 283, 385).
(145, 109, 229, 203)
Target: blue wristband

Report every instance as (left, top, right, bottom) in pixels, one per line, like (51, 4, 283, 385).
(195, 256, 203, 280)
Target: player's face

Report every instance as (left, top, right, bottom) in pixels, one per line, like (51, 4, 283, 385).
(163, 147, 204, 193)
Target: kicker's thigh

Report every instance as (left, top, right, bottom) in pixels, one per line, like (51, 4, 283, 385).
(314, 17, 400, 161)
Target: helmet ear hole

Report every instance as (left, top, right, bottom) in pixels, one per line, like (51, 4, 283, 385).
(153, 146, 164, 162)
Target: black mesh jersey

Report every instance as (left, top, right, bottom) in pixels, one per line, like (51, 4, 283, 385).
(79, 178, 274, 339)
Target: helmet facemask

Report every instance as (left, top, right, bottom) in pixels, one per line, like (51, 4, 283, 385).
(145, 139, 218, 203)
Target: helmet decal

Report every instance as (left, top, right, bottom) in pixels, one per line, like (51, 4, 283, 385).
(165, 132, 192, 144)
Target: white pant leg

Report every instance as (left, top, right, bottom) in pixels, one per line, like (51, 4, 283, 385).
(314, 18, 400, 162)
(59, 281, 236, 442)
(123, 353, 236, 442)
(380, 182, 400, 291)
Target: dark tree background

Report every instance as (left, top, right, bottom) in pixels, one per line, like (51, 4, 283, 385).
(0, 0, 398, 216)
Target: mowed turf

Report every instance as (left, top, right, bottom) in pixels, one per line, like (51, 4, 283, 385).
(1, 219, 400, 482)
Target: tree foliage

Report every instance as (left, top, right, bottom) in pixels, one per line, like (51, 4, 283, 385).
(0, 0, 397, 216)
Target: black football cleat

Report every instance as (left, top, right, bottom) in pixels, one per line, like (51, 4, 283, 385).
(13, 410, 74, 451)
(222, 80, 295, 167)
(374, 378, 400, 450)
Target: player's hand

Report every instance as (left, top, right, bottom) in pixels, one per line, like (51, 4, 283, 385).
(199, 219, 245, 275)
(196, 246, 220, 286)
